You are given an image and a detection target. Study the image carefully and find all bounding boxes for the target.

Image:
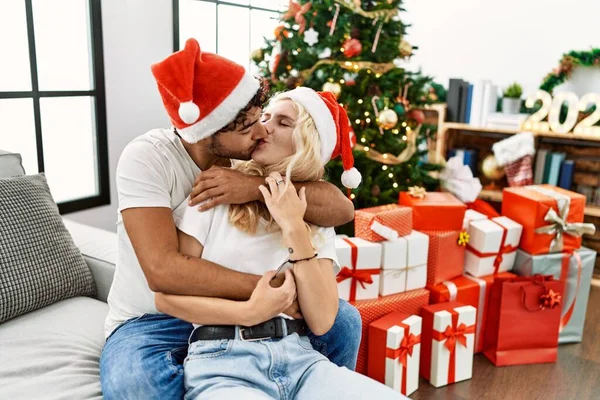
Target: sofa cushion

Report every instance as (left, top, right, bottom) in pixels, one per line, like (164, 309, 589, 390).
(0, 297, 108, 399)
(0, 150, 26, 178)
(0, 174, 96, 324)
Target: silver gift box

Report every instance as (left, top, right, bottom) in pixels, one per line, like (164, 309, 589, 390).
(513, 247, 597, 344)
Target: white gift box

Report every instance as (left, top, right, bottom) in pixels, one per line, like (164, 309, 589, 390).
(385, 315, 422, 395)
(424, 304, 476, 388)
(464, 216, 523, 277)
(379, 231, 429, 296)
(335, 237, 381, 301)
(462, 209, 488, 230)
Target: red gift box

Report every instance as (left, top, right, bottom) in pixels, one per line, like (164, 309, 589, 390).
(483, 275, 565, 366)
(428, 272, 516, 353)
(353, 289, 430, 375)
(355, 204, 413, 242)
(420, 301, 476, 387)
(368, 312, 422, 396)
(502, 185, 595, 255)
(399, 192, 466, 231)
(422, 230, 465, 285)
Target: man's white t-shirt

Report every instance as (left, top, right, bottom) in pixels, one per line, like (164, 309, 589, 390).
(172, 201, 339, 328)
(105, 128, 201, 338)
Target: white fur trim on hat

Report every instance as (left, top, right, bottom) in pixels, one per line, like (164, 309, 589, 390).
(341, 167, 361, 189)
(177, 72, 260, 143)
(285, 87, 336, 164)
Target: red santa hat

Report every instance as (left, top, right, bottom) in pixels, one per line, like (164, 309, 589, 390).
(150, 38, 260, 143)
(285, 87, 362, 189)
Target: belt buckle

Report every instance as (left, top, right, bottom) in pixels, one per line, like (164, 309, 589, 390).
(239, 327, 271, 342)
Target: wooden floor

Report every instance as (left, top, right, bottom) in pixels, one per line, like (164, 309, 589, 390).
(413, 285, 600, 400)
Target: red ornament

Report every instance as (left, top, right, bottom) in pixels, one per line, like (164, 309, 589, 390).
(342, 38, 362, 58)
(349, 125, 357, 148)
(407, 109, 425, 125)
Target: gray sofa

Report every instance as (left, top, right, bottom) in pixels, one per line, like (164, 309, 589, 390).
(0, 150, 116, 399)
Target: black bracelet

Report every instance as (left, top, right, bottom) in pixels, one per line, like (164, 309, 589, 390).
(288, 253, 318, 264)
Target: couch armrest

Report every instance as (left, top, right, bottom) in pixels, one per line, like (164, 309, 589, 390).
(63, 218, 117, 303)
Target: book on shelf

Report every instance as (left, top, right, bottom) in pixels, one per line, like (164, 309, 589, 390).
(558, 160, 575, 190)
(464, 84, 474, 124)
(447, 78, 465, 122)
(485, 112, 529, 130)
(533, 149, 549, 184)
(469, 81, 486, 127)
(547, 152, 566, 186)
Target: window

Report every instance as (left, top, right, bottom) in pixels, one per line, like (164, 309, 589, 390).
(173, 0, 288, 74)
(0, 0, 108, 214)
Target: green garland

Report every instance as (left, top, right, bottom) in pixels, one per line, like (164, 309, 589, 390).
(540, 48, 600, 93)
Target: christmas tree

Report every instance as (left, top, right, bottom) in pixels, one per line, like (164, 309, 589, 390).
(253, 0, 442, 224)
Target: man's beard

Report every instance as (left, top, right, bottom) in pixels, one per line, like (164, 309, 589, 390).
(208, 136, 258, 161)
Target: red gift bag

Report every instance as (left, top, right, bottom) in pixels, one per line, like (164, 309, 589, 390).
(483, 275, 565, 366)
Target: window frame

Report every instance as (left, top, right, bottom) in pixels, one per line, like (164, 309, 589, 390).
(0, 0, 109, 214)
(172, 0, 282, 53)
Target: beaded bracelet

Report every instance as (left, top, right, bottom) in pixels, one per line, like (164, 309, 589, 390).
(288, 253, 318, 264)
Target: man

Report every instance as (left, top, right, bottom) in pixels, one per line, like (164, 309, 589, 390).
(100, 38, 362, 399)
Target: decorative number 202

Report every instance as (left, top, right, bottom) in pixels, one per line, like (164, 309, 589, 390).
(523, 90, 600, 135)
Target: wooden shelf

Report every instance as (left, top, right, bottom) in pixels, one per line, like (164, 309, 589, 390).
(443, 122, 600, 142)
(477, 189, 600, 217)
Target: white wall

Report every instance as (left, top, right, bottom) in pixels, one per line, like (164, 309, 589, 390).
(403, 0, 600, 96)
(67, 0, 172, 231)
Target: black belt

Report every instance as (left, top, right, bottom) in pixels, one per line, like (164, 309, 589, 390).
(190, 318, 307, 343)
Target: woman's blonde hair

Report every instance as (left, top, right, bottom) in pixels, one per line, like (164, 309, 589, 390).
(229, 92, 324, 234)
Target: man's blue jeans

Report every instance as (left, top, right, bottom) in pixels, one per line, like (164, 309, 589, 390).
(100, 299, 362, 400)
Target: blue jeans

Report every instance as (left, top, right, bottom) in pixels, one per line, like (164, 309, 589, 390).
(100, 299, 361, 400)
(183, 333, 405, 399)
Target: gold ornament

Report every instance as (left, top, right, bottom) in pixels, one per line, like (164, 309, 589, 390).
(322, 82, 342, 98)
(408, 186, 426, 199)
(377, 108, 398, 130)
(399, 39, 413, 58)
(481, 154, 505, 181)
(458, 231, 470, 246)
(251, 48, 264, 63)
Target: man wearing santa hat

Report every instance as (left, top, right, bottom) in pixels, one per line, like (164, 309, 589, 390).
(100, 38, 361, 399)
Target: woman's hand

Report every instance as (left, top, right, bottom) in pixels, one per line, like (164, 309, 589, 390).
(245, 269, 297, 326)
(258, 171, 307, 231)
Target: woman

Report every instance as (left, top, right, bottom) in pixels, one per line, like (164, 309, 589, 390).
(155, 87, 405, 400)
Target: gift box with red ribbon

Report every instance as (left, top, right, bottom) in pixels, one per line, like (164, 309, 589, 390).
(513, 247, 597, 344)
(399, 191, 466, 231)
(462, 209, 488, 230)
(380, 231, 429, 296)
(368, 312, 422, 396)
(464, 216, 523, 277)
(355, 204, 413, 242)
(502, 185, 596, 255)
(353, 288, 430, 375)
(422, 230, 466, 285)
(483, 275, 564, 366)
(420, 302, 476, 387)
(335, 237, 381, 301)
(428, 272, 516, 353)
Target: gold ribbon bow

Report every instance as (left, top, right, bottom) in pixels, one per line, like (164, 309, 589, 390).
(407, 186, 426, 199)
(535, 206, 596, 253)
(282, 0, 312, 34)
(458, 231, 470, 247)
(334, 0, 398, 22)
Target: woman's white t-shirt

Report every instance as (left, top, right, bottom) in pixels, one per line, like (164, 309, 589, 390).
(172, 200, 339, 328)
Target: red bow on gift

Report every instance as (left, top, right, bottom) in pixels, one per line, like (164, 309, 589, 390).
(439, 323, 475, 354)
(540, 289, 562, 310)
(282, 0, 312, 34)
(386, 333, 421, 368)
(336, 267, 375, 289)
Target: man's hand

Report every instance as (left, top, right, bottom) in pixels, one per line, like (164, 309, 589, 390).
(189, 166, 263, 211)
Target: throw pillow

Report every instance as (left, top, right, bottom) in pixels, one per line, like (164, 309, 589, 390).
(0, 174, 95, 324)
(0, 150, 26, 178)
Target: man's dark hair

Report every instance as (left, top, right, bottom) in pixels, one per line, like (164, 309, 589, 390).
(217, 77, 270, 134)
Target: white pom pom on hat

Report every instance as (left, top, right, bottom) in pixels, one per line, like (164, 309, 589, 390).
(178, 101, 200, 124)
(284, 87, 362, 189)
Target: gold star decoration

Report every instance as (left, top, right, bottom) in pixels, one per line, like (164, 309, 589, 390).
(458, 231, 470, 247)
